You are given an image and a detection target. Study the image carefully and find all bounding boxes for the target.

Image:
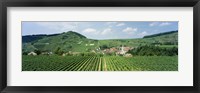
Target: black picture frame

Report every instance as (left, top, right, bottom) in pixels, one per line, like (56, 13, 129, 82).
(0, 0, 199, 93)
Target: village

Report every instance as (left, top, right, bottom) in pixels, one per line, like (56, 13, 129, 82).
(101, 46, 133, 57)
(27, 45, 134, 57)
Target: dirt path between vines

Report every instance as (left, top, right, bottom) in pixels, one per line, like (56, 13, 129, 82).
(103, 58, 107, 71)
(98, 58, 101, 71)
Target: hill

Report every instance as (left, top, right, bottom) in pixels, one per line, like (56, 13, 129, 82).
(143, 30, 178, 38)
(22, 31, 99, 53)
(22, 31, 86, 43)
(22, 30, 178, 53)
(98, 30, 178, 48)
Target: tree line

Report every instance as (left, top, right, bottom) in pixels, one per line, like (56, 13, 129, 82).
(128, 45, 178, 56)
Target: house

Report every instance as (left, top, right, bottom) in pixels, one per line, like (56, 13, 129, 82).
(28, 52, 37, 56)
(72, 52, 81, 56)
(62, 52, 80, 56)
(116, 46, 133, 55)
(62, 53, 66, 56)
(123, 47, 133, 52)
(91, 50, 96, 53)
(42, 52, 53, 55)
(48, 52, 53, 55)
(90, 44, 94, 46)
(124, 53, 133, 57)
(110, 47, 118, 53)
(116, 46, 126, 55)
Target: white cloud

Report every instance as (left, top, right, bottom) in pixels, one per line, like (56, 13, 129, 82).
(35, 22, 78, 33)
(122, 27, 137, 34)
(101, 28, 112, 35)
(159, 22, 171, 26)
(149, 22, 171, 27)
(138, 31, 148, 37)
(82, 28, 97, 33)
(116, 23, 125, 26)
(149, 22, 159, 27)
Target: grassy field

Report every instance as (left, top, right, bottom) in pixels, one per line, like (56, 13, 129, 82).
(22, 55, 178, 71)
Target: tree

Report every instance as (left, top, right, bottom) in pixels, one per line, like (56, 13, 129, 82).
(54, 47, 64, 55)
(22, 51, 28, 55)
(100, 45, 109, 50)
(128, 45, 178, 56)
(34, 49, 41, 55)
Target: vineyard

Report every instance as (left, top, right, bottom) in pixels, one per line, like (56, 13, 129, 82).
(22, 55, 178, 71)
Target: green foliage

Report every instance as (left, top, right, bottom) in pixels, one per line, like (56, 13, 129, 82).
(79, 52, 96, 56)
(34, 49, 41, 55)
(54, 47, 64, 55)
(22, 34, 60, 43)
(22, 51, 28, 55)
(100, 45, 109, 50)
(143, 30, 178, 38)
(128, 45, 178, 56)
(106, 52, 116, 56)
(99, 53, 104, 57)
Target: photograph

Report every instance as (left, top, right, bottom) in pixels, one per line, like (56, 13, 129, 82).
(22, 21, 178, 71)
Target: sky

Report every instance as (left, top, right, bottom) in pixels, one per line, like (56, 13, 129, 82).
(22, 21, 178, 40)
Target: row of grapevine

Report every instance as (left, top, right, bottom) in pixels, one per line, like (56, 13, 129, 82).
(22, 55, 178, 71)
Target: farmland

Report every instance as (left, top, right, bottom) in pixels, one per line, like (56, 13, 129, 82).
(22, 30, 178, 71)
(22, 55, 178, 71)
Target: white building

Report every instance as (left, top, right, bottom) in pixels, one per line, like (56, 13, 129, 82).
(28, 52, 37, 56)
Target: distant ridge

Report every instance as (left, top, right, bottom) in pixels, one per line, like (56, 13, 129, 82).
(22, 31, 86, 43)
(143, 30, 178, 38)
